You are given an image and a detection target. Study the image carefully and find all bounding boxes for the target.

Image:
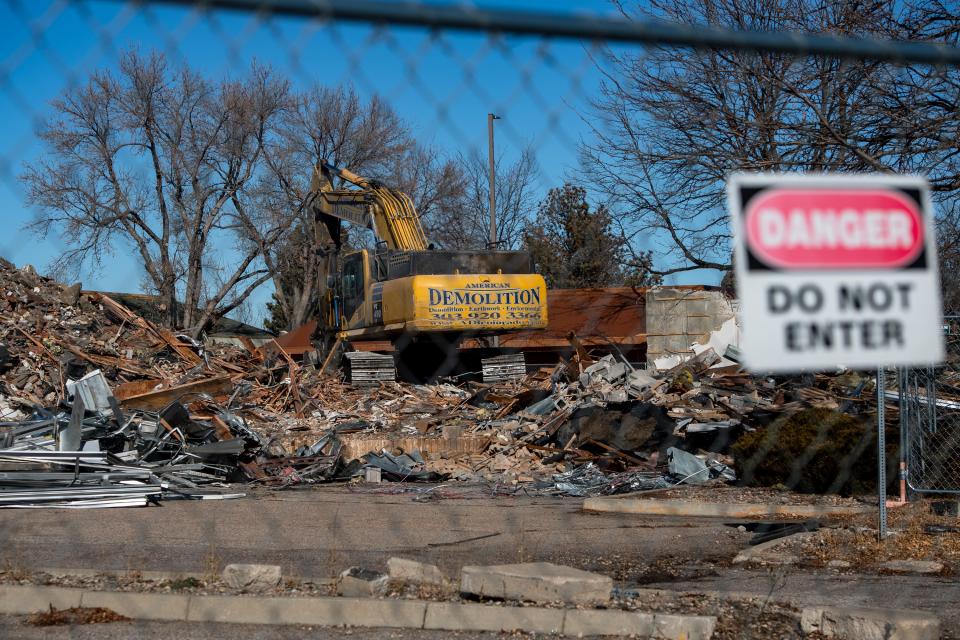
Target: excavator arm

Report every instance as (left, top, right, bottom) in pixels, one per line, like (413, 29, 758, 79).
(308, 162, 429, 251)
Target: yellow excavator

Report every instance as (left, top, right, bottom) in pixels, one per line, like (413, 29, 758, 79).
(307, 162, 548, 379)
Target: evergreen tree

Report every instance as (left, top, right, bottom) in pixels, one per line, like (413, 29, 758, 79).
(524, 184, 658, 288)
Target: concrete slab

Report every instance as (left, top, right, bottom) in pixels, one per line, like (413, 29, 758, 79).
(424, 601, 563, 633)
(879, 560, 944, 575)
(460, 562, 611, 605)
(222, 563, 281, 591)
(732, 532, 816, 565)
(387, 557, 446, 586)
(801, 606, 940, 640)
(80, 590, 189, 621)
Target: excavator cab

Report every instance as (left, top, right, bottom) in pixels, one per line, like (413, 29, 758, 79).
(340, 252, 365, 322)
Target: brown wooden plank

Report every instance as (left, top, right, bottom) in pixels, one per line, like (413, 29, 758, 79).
(210, 414, 235, 441)
(117, 375, 233, 410)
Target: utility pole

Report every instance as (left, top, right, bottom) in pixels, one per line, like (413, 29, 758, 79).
(487, 113, 500, 248)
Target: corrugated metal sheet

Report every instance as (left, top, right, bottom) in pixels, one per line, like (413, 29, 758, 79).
(272, 321, 318, 355)
(468, 287, 649, 349)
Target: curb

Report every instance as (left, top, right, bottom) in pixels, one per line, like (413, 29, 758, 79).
(583, 497, 874, 518)
(0, 584, 716, 638)
(801, 605, 940, 640)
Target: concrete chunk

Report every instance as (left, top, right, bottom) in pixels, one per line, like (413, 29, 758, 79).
(387, 557, 446, 586)
(579, 356, 629, 387)
(222, 564, 281, 591)
(59, 282, 82, 306)
(654, 612, 717, 640)
(626, 370, 658, 399)
(337, 566, 388, 597)
(801, 606, 940, 640)
(880, 560, 944, 575)
(460, 562, 611, 605)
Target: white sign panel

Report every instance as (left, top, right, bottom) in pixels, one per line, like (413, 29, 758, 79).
(727, 173, 944, 372)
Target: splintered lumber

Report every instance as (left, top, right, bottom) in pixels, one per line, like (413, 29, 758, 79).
(320, 336, 343, 375)
(115, 376, 234, 410)
(55, 340, 154, 377)
(238, 336, 264, 362)
(92, 293, 202, 365)
(269, 340, 305, 418)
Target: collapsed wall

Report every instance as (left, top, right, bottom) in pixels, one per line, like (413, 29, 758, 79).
(645, 287, 738, 368)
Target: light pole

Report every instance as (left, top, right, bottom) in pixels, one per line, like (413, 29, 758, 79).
(487, 113, 500, 248)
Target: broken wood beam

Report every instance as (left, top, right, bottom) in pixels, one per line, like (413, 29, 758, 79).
(115, 375, 234, 410)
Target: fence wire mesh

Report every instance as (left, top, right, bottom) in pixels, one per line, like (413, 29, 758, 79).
(903, 315, 960, 495)
(1, 1, 960, 638)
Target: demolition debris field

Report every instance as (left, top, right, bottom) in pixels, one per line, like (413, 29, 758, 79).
(0, 257, 898, 505)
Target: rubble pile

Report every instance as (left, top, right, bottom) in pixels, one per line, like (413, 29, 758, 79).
(0, 259, 886, 506)
(0, 260, 281, 504)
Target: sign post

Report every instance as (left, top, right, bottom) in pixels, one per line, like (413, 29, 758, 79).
(877, 366, 887, 538)
(728, 173, 944, 541)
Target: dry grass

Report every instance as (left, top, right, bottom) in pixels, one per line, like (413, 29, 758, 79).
(795, 499, 960, 572)
(1, 561, 31, 582)
(27, 606, 130, 626)
(202, 547, 221, 580)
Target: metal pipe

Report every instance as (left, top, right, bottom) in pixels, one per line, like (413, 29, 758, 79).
(877, 367, 887, 540)
(132, 0, 960, 65)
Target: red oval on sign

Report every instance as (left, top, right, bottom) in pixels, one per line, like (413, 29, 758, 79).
(744, 189, 924, 269)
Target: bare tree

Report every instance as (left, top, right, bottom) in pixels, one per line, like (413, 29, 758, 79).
(22, 50, 289, 336)
(385, 144, 467, 246)
(583, 0, 960, 278)
(424, 147, 538, 250)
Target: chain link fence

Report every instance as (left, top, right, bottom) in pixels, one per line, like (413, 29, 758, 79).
(1, 1, 960, 637)
(902, 315, 960, 495)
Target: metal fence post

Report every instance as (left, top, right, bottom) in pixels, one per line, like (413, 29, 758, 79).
(877, 366, 887, 540)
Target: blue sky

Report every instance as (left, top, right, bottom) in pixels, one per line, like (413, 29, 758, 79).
(0, 0, 716, 325)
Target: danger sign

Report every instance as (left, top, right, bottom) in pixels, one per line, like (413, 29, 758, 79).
(728, 173, 944, 372)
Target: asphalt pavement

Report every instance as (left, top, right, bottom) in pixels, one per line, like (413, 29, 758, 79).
(0, 485, 743, 578)
(0, 616, 514, 640)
